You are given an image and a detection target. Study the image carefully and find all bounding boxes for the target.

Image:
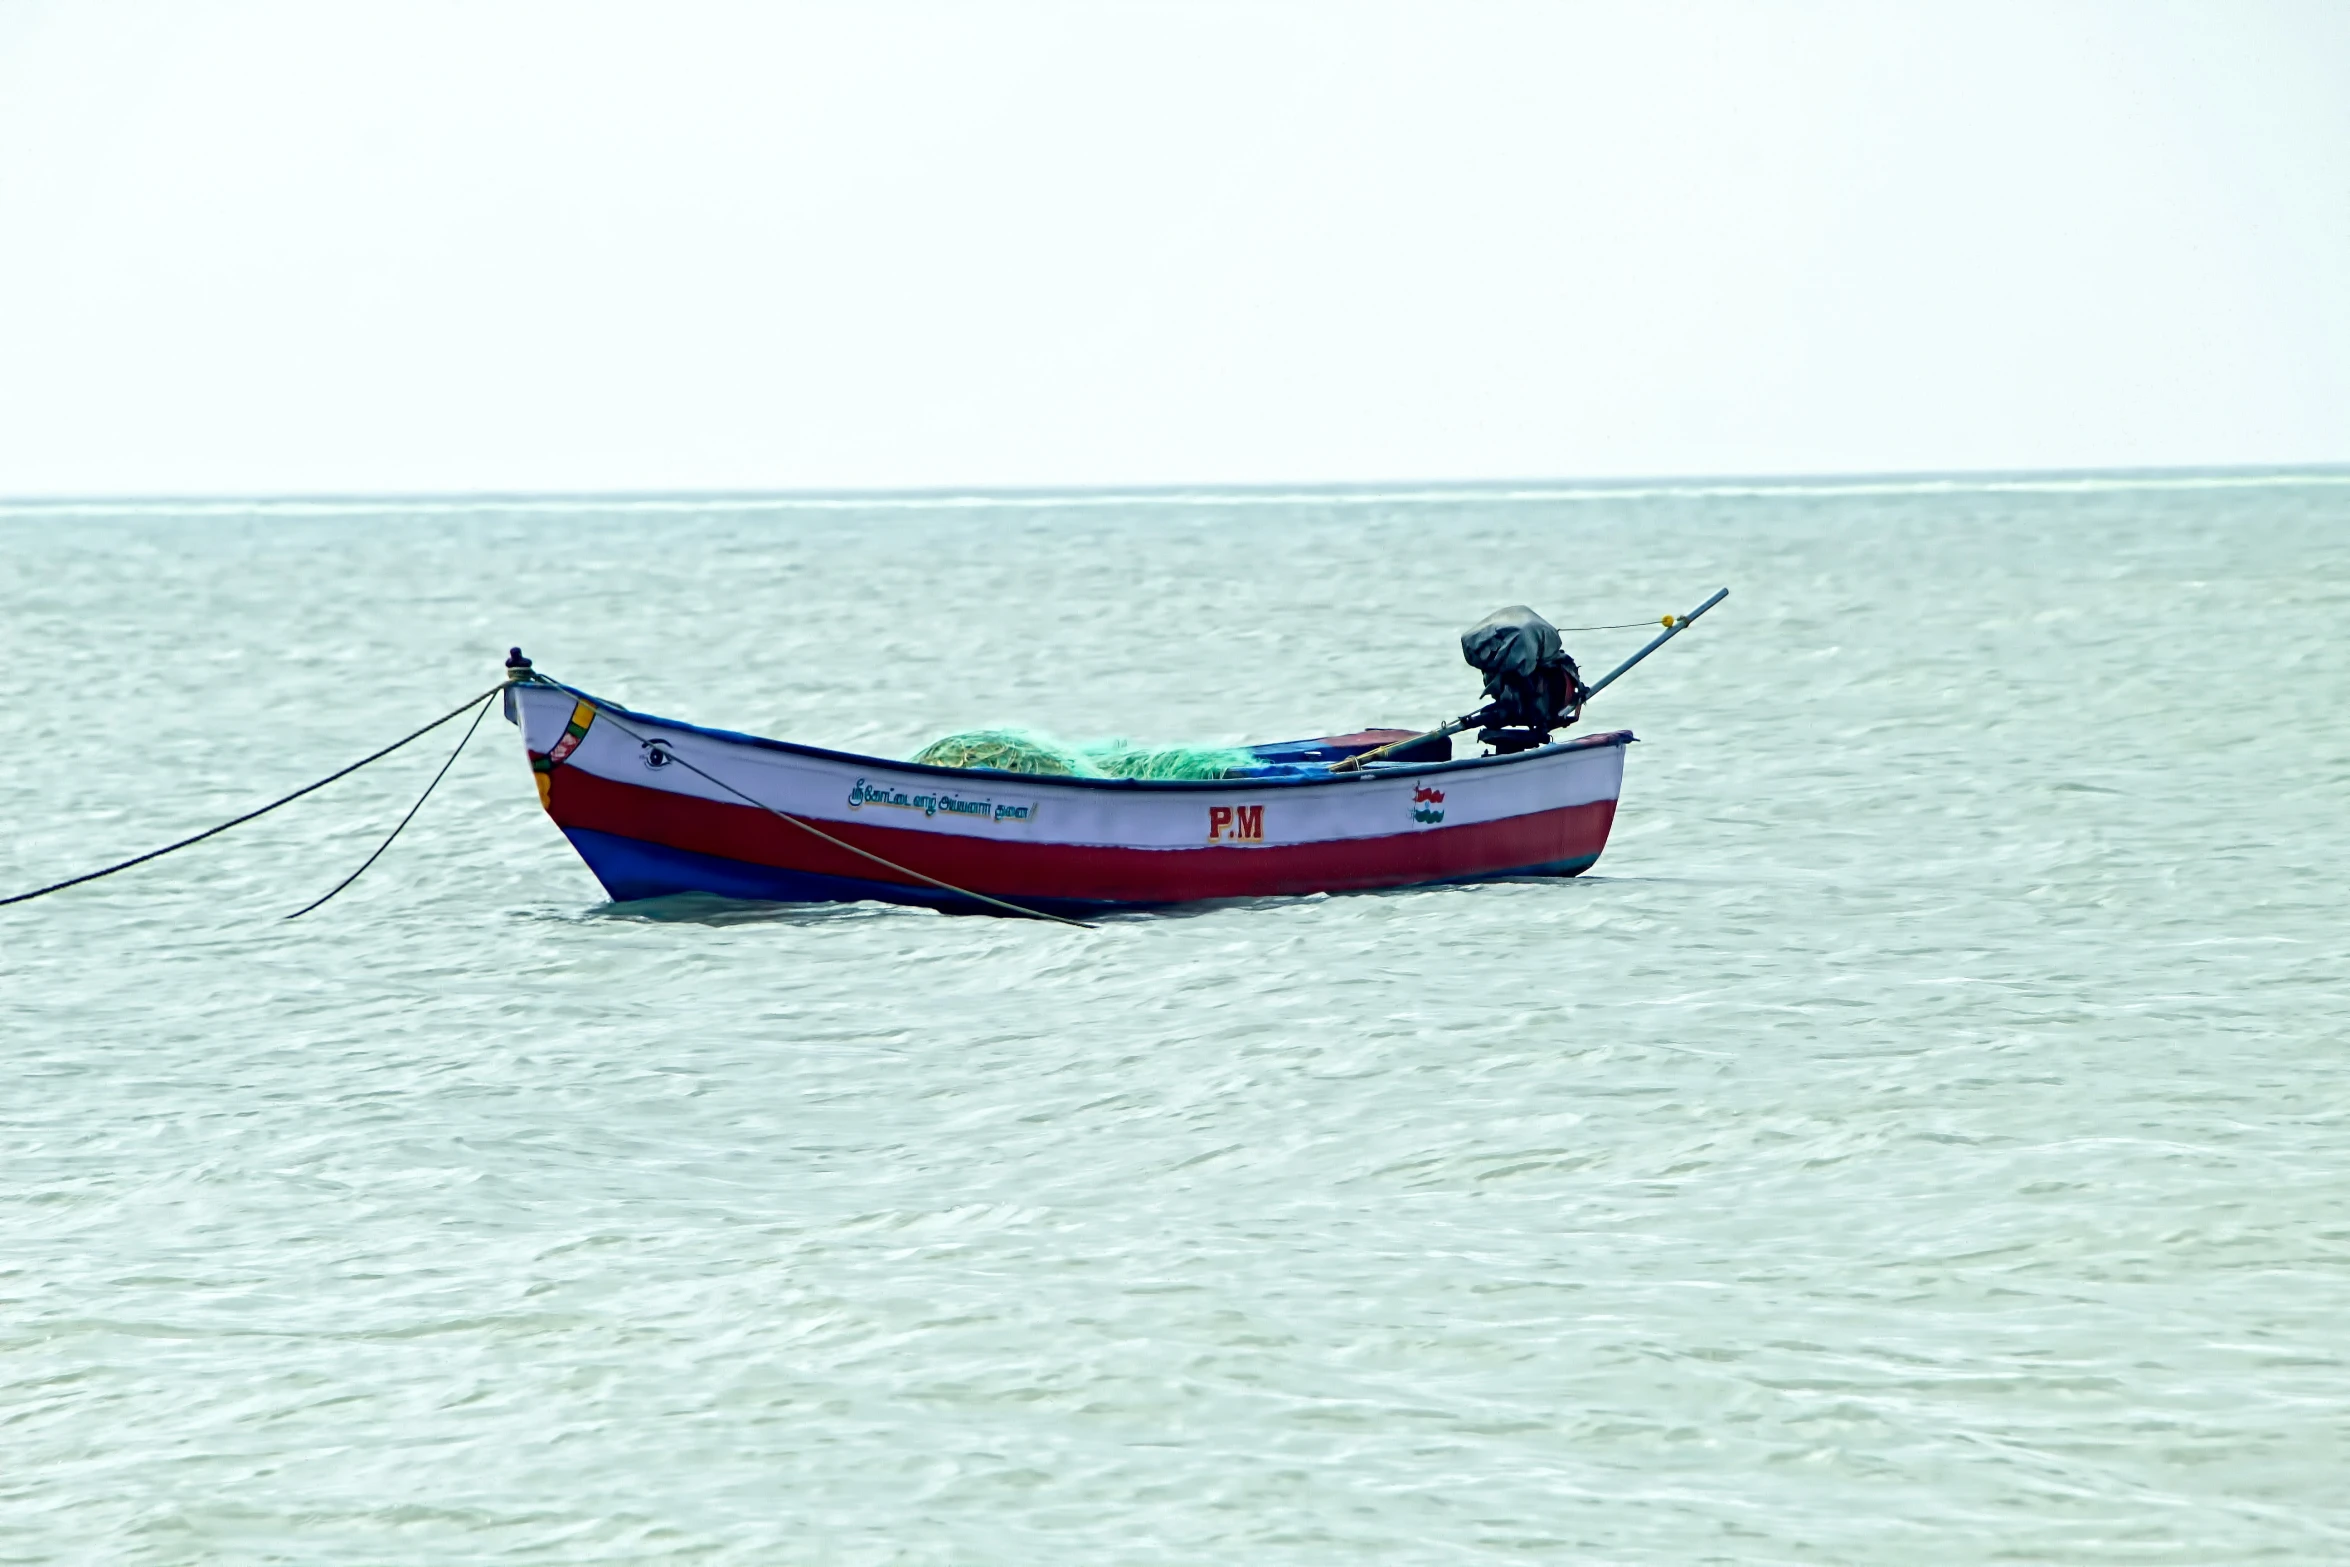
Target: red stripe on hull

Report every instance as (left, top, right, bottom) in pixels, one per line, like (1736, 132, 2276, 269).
(543, 766, 1617, 903)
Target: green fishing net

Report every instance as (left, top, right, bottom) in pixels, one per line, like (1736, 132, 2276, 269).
(911, 727, 1255, 780)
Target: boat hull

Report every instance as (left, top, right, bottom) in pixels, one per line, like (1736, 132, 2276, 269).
(509, 683, 1630, 914)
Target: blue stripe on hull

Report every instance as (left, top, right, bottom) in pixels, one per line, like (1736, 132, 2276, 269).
(564, 827, 1008, 913)
(562, 826, 1597, 915)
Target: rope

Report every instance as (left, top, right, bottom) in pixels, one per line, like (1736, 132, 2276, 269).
(1555, 618, 1680, 631)
(284, 689, 498, 920)
(534, 679, 1098, 930)
(0, 684, 508, 911)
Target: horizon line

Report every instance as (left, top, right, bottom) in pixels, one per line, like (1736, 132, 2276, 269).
(3, 460, 2346, 514)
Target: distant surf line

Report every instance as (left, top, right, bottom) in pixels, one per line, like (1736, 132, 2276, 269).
(4, 468, 2345, 519)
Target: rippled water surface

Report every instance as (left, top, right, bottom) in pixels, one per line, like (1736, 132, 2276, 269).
(4, 476, 2347, 1564)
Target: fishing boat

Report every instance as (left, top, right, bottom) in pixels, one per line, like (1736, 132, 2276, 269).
(505, 675, 1636, 916)
(0, 595, 1721, 923)
(500, 591, 1726, 917)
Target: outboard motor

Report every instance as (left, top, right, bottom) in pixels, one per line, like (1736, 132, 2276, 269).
(1460, 605, 1587, 753)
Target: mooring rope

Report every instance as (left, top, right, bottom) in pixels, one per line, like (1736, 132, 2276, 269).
(532, 677, 1098, 930)
(0, 684, 507, 911)
(284, 689, 499, 920)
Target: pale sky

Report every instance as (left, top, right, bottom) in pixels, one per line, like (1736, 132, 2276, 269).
(2, 0, 2345, 496)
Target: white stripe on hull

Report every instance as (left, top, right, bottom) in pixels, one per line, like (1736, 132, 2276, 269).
(513, 684, 1625, 851)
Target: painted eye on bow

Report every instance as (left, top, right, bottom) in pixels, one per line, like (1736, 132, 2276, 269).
(642, 740, 676, 770)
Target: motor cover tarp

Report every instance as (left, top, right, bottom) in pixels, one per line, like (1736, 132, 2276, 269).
(1460, 605, 1565, 693)
(1460, 604, 1582, 741)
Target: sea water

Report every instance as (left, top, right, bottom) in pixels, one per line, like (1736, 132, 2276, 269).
(2, 474, 2345, 1564)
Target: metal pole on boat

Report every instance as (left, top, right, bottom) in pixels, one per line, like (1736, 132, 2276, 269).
(1579, 587, 1729, 702)
(1326, 711, 1484, 773)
